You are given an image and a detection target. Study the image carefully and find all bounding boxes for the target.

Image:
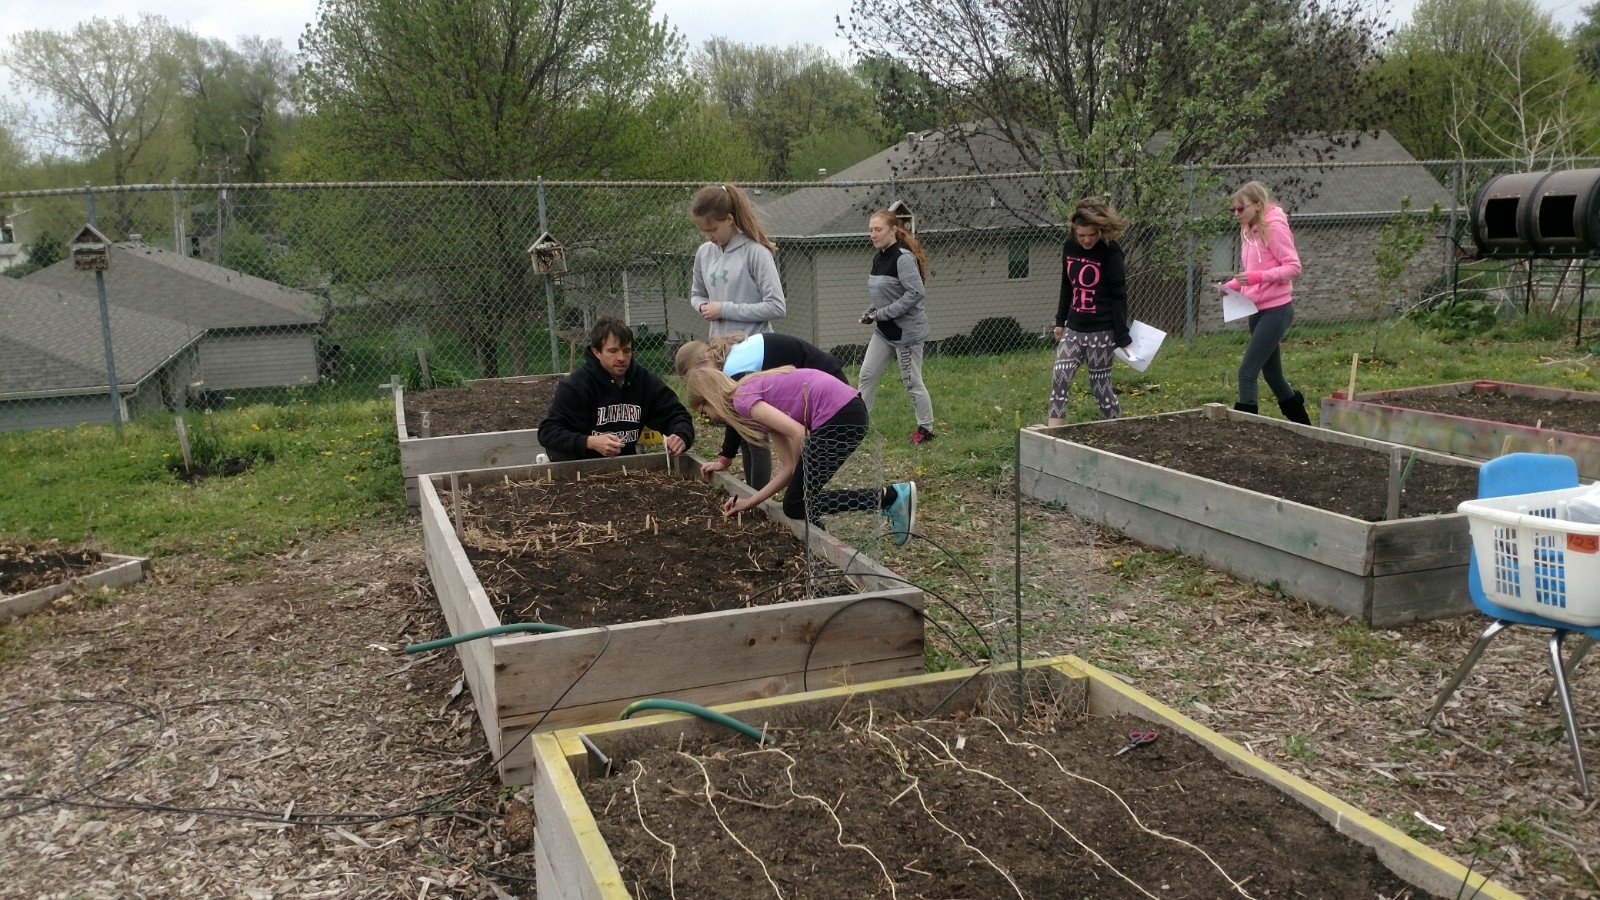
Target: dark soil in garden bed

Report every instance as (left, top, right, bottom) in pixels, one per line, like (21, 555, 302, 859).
(1365, 387, 1600, 434)
(587, 704, 1434, 899)
(0, 539, 103, 595)
(403, 377, 563, 437)
(1066, 412, 1479, 520)
(450, 469, 852, 629)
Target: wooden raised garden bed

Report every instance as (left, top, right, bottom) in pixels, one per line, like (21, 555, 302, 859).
(419, 453, 925, 786)
(531, 656, 1519, 899)
(1018, 404, 1482, 626)
(396, 374, 564, 507)
(1321, 380, 1600, 480)
(0, 548, 149, 621)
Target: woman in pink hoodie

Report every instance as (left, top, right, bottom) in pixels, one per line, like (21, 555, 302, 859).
(1219, 181, 1310, 425)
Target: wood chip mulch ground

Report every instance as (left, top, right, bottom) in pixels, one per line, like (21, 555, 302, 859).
(1, 482, 1597, 897)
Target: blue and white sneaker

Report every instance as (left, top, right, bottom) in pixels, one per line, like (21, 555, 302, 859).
(884, 482, 917, 546)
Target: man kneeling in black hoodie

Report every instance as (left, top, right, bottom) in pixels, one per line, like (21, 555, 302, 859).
(538, 318, 696, 462)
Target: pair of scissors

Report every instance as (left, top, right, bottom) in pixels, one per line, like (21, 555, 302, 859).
(1113, 731, 1158, 756)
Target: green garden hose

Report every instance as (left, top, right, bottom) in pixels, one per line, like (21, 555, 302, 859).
(404, 622, 570, 653)
(618, 698, 768, 743)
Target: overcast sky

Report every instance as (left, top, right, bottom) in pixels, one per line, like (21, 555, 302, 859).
(5, 0, 1589, 67)
(0, 0, 1590, 111)
(2, 0, 855, 62)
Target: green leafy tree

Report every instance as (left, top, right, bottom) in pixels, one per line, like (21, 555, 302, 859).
(298, 0, 684, 180)
(842, 0, 1388, 272)
(853, 56, 948, 142)
(1, 15, 191, 234)
(1575, 2, 1600, 79)
(295, 0, 686, 376)
(1375, 0, 1600, 162)
(176, 34, 297, 183)
(1366, 196, 1443, 358)
(0, 120, 28, 180)
(693, 40, 883, 180)
(4, 229, 65, 278)
(845, 0, 1386, 172)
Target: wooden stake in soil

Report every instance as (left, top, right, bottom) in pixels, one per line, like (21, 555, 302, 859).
(450, 474, 463, 539)
(415, 347, 432, 389)
(1346, 352, 1359, 400)
(419, 411, 432, 439)
(1385, 448, 1403, 521)
(1501, 434, 1514, 456)
(175, 416, 194, 473)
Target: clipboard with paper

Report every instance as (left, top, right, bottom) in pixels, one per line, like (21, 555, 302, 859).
(1113, 320, 1165, 372)
(1218, 284, 1256, 322)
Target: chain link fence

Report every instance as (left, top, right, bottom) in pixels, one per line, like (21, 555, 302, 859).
(1, 157, 1596, 431)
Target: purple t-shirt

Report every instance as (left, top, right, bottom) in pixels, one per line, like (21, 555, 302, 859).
(732, 368, 859, 429)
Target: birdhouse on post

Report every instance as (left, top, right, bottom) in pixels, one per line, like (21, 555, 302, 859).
(528, 232, 568, 277)
(889, 199, 916, 235)
(70, 224, 112, 271)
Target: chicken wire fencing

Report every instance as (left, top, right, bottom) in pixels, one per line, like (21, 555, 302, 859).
(1, 158, 1596, 431)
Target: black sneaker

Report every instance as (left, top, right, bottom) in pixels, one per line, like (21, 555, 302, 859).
(911, 426, 936, 445)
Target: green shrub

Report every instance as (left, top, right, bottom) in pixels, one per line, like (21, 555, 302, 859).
(971, 317, 1029, 352)
(404, 356, 467, 390)
(829, 343, 867, 365)
(1410, 293, 1498, 339)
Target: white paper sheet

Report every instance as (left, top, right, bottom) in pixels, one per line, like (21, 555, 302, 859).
(1219, 285, 1256, 323)
(1113, 320, 1165, 372)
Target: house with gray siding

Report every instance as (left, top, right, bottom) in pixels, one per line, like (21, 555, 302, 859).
(0, 279, 202, 431)
(25, 239, 325, 391)
(714, 125, 1454, 353)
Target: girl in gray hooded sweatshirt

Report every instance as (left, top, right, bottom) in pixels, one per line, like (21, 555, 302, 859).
(688, 183, 788, 487)
(689, 184, 787, 339)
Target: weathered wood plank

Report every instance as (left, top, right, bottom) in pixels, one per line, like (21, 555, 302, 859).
(493, 592, 924, 716)
(0, 554, 149, 621)
(418, 476, 502, 756)
(1076, 661, 1518, 899)
(1020, 426, 1371, 572)
(1019, 409, 1480, 624)
(532, 733, 627, 900)
(532, 657, 1520, 900)
(1322, 380, 1600, 481)
(1368, 513, 1473, 575)
(421, 453, 927, 784)
(1020, 466, 1376, 621)
(498, 653, 928, 786)
(400, 431, 548, 477)
(395, 377, 562, 506)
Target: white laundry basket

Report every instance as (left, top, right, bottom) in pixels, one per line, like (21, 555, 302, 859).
(1458, 485, 1600, 627)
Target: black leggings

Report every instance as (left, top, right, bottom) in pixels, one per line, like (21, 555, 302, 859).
(782, 397, 881, 524)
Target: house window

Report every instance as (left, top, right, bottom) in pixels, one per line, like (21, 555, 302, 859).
(1007, 241, 1029, 279)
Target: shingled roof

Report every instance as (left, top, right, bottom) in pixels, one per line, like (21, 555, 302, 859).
(0, 278, 200, 398)
(758, 126, 1451, 238)
(24, 240, 322, 329)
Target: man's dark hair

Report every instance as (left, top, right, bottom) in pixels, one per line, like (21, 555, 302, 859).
(589, 317, 634, 350)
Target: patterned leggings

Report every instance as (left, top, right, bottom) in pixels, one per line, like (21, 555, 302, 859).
(1048, 328, 1120, 421)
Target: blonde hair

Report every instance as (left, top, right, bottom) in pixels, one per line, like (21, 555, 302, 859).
(1232, 181, 1275, 247)
(684, 366, 762, 446)
(1070, 197, 1129, 242)
(673, 333, 748, 378)
(674, 340, 708, 377)
(691, 184, 776, 252)
(682, 365, 797, 446)
(868, 210, 929, 280)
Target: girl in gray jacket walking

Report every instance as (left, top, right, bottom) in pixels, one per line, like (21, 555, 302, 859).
(860, 209, 937, 445)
